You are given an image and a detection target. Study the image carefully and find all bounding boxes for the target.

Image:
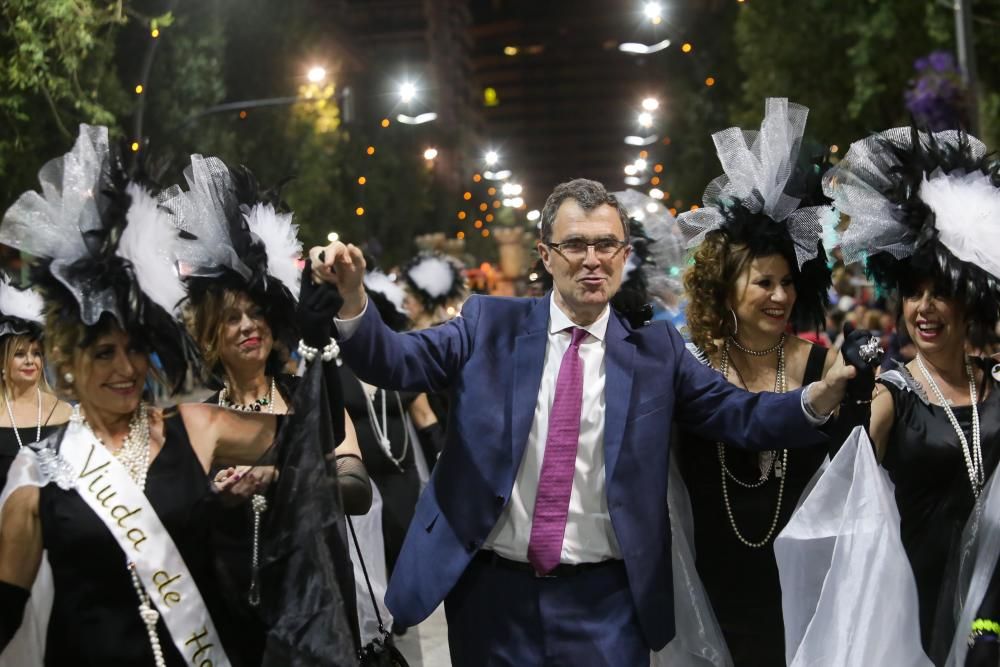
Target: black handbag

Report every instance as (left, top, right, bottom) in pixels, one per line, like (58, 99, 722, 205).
(347, 516, 411, 667)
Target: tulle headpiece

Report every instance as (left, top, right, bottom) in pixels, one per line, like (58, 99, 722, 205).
(159, 155, 303, 351)
(0, 124, 200, 393)
(677, 98, 834, 332)
(0, 275, 44, 339)
(822, 127, 1000, 327)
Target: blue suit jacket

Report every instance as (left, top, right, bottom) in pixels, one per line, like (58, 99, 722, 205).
(339, 293, 827, 650)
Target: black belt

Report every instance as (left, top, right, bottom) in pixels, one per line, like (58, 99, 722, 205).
(474, 550, 622, 578)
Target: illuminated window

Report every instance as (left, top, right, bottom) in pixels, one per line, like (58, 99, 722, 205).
(483, 87, 499, 107)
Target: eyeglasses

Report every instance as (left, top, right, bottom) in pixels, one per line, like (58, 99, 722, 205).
(546, 238, 628, 261)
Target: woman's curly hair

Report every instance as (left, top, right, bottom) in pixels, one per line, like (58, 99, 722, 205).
(684, 231, 754, 356)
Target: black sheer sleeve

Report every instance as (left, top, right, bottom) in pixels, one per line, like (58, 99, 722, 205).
(336, 453, 372, 516)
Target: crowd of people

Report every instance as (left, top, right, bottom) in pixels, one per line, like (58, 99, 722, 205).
(0, 96, 999, 667)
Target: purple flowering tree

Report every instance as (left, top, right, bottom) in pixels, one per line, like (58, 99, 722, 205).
(904, 50, 970, 131)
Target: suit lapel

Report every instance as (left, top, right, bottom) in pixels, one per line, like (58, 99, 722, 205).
(511, 295, 551, 467)
(603, 312, 635, 485)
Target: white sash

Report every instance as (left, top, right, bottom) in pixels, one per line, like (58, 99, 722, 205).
(59, 421, 232, 667)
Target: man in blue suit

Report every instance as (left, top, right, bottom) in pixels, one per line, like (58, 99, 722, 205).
(313, 179, 855, 665)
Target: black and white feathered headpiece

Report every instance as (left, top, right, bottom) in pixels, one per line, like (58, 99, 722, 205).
(676, 98, 835, 331)
(401, 252, 466, 312)
(159, 155, 303, 353)
(823, 127, 1000, 329)
(0, 275, 44, 339)
(0, 124, 200, 394)
(363, 268, 410, 333)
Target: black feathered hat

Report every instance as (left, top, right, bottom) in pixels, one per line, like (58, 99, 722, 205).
(0, 124, 202, 395)
(159, 155, 303, 373)
(824, 126, 1000, 331)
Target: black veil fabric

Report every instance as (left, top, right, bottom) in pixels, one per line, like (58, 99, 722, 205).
(257, 358, 358, 666)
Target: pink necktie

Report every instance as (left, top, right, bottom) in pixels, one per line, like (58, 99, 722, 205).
(527, 327, 587, 575)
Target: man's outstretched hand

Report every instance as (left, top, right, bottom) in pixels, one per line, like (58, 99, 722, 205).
(307, 241, 367, 318)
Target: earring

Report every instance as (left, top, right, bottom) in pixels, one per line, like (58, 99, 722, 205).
(729, 308, 739, 337)
(63, 371, 74, 385)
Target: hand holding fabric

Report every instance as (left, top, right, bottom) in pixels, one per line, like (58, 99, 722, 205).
(297, 260, 344, 348)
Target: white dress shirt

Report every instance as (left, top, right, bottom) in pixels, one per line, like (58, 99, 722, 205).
(483, 298, 621, 563)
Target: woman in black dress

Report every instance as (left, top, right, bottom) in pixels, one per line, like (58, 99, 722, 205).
(824, 126, 1000, 665)
(0, 277, 72, 488)
(0, 125, 283, 665)
(674, 98, 838, 666)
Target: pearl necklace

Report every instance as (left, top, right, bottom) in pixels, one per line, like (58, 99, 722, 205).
(363, 386, 409, 471)
(729, 333, 786, 357)
(81, 404, 164, 667)
(916, 355, 984, 497)
(218, 379, 274, 607)
(218, 377, 275, 412)
(716, 337, 789, 548)
(3, 387, 42, 449)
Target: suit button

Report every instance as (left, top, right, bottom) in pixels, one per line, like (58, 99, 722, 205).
(496, 495, 505, 504)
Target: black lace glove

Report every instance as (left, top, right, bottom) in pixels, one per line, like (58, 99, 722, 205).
(840, 322, 880, 404)
(297, 260, 344, 348)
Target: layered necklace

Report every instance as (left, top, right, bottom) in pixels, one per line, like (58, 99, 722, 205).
(716, 333, 788, 548)
(363, 384, 409, 471)
(3, 386, 42, 449)
(218, 376, 275, 412)
(82, 404, 165, 667)
(916, 354, 984, 498)
(217, 377, 274, 608)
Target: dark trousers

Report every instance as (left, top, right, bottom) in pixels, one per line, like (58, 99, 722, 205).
(444, 553, 648, 666)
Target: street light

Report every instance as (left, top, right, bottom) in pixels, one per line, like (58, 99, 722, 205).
(637, 111, 654, 128)
(619, 39, 671, 54)
(643, 2, 663, 24)
(423, 147, 439, 160)
(399, 81, 417, 104)
(485, 150, 499, 166)
(641, 97, 659, 111)
(625, 134, 659, 146)
(307, 66, 327, 83)
(396, 112, 437, 125)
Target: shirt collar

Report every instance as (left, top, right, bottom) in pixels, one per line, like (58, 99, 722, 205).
(548, 294, 610, 342)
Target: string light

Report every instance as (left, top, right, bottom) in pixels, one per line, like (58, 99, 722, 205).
(457, 231, 465, 239)
(355, 207, 365, 216)
(134, 84, 144, 94)
(681, 43, 693, 53)
(366, 146, 376, 155)
(482, 229, 490, 238)
(479, 203, 488, 212)
(474, 220, 483, 228)
(705, 76, 716, 87)
(473, 173, 482, 183)
(457, 211, 467, 220)
(358, 176, 367, 185)
(239, 110, 247, 119)
(130, 141, 140, 152)
(381, 118, 390, 128)
(151, 28, 160, 38)
(463, 191, 472, 201)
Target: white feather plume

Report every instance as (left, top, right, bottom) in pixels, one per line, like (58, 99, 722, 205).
(0, 275, 44, 323)
(245, 203, 302, 300)
(363, 270, 408, 315)
(920, 169, 1000, 280)
(407, 256, 456, 298)
(117, 183, 186, 315)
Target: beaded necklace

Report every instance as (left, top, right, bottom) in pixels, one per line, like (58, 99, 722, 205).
(916, 355, 984, 497)
(3, 387, 42, 448)
(716, 335, 789, 548)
